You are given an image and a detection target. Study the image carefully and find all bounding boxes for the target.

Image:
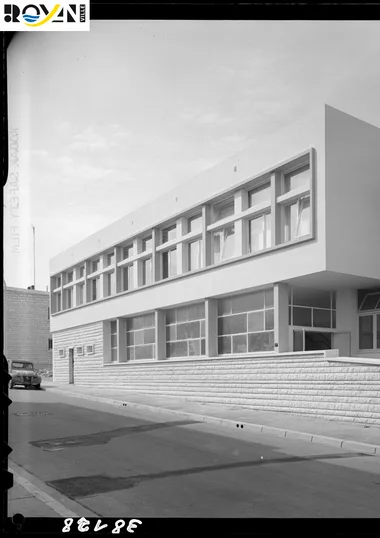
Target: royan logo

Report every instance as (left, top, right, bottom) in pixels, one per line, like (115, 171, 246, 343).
(2, 3, 89, 29)
(21, 4, 60, 26)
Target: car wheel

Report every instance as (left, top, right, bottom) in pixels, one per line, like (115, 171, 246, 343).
(35, 384, 41, 390)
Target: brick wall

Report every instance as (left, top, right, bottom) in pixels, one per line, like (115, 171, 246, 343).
(53, 321, 380, 424)
(6, 287, 52, 370)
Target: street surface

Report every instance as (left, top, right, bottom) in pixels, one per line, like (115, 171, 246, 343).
(9, 386, 380, 518)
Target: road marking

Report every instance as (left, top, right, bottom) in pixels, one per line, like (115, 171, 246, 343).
(10, 467, 79, 518)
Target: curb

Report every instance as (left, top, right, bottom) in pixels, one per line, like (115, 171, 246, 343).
(48, 387, 380, 456)
(9, 461, 99, 518)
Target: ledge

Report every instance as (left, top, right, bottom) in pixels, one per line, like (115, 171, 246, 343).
(327, 357, 380, 367)
(102, 350, 329, 368)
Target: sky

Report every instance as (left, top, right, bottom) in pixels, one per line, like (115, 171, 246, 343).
(4, 20, 380, 291)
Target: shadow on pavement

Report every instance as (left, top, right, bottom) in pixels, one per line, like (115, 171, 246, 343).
(48, 451, 367, 498)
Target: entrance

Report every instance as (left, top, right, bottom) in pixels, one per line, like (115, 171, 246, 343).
(293, 329, 332, 351)
(293, 329, 352, 355)
(305, 331, 331, 351)
(68, 348, 74, 384)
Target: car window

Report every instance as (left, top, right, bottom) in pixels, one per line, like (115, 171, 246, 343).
(12, 362, 34, 370)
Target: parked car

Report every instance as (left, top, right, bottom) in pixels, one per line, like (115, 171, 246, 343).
(8, 360, 42, 390)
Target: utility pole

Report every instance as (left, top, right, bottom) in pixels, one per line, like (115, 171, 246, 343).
(32, 224, 36, 288)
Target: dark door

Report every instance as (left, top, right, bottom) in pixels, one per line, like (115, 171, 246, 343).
(305, 332, 332, 351)
(68, 348, 74, 384)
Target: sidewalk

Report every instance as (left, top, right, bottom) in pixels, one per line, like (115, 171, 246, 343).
(46, 382, 380, 455)
(8, 460, 97, 519)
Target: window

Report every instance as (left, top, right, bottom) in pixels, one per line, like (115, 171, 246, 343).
(284, 165, 310, 192)
(91, 278, 100, 301)
(166, 303, 205, 358)
(290, 288, 336, 329)
(359, 292, 380, 311)
(126, 313, 155, 360)
(56, 276, 61, 288)
(162, 225, 176, 244)
(142, 258, 152, 286)
(188, 214, 202, 233)
(213, 198, 234, 223)
(123, 265, 134, 291)
(59, 349, 65, 358)
(86, 344, 95, 354)
(142, 236, 152, 252)
(249, 213, 271, 252)
(162, 248, 177, 279)
(358, 290, 380, 350)
(78, 283, 85, 305)
(107, 252, 114, 267)
(110, 320, 117, 362)
(123, 245, 133, 260)
(106, 272, 115, 297)
(92, 259, 99, 273)
(359, 315, 374, 350)
(77, 346, 84, 356)
(213, 225, 235, 264)
(284, 196, 310, 241)
(48, 338, 52, 350)
(65, 288, 73, 309)
(56, 292, 61, 312)
(218, 289, 274, 355)
(67, 271, 73, 283)
(249, 183, 271, 207)
(188, 239, 203, 271)
(79, 266, 85, 278)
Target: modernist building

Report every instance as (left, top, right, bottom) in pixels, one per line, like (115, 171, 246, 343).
(5, 285, 52, 371)
(50, 106, 380, 417)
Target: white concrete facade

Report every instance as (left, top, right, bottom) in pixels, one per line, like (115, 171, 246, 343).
(50, 105, 380, 384)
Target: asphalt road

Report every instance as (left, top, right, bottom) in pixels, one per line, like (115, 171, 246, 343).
(8, 386, 380, 518)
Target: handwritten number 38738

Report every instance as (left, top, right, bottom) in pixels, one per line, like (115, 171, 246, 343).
(62, 518, 142, 533)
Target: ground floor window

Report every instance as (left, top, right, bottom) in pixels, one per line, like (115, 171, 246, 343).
(218, 288, 274, 354)
(110, 320, 117, 362)
(126, 313, 155, 360)
(289, 288, 336, 329)
(359, 314, 380, 351)
(166, 303, 205, 358)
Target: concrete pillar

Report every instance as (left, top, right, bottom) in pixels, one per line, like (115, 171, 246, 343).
(335, 288, 357, 357)
(274, 283, 289, 353)
(271, 171, 282, 247)
(133, 238, 140, 288)
(103, 321, 111, 363)
(155, 310, 167, 360)
(202, 205, 212, 267)
(234, 189, 249, 256)
(152, 229, 160, 282)
(117, 318, 127, 362)
(115, 246, 122, 293)
(205, 298, 218, 357)
(176, 217, 186, 274)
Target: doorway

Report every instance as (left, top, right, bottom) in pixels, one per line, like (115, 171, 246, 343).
(68, 348, 74, 384)
(305, 331, 332, 351)
(293, 329, 332, 351)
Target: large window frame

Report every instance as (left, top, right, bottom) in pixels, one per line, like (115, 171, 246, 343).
(110, 320, 117, 362)
(248, 212, 271, 253)
(212, 224, 235, 264)
(358, 292, 380, 351)
(162, 247, 177, 279)
(218, 289, 275, 355)
(289, 288, 336, 329)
